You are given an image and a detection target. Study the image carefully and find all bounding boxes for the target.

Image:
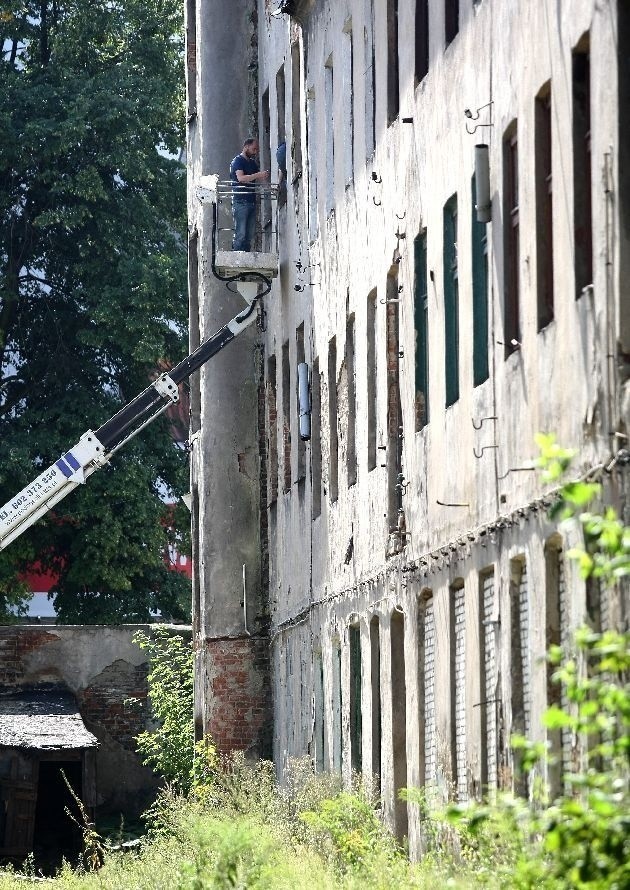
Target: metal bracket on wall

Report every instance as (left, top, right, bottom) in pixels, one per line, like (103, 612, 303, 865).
(464, 101, 494, 135)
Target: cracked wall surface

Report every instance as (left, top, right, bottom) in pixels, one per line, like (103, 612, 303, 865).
(190, 0, 629, 855)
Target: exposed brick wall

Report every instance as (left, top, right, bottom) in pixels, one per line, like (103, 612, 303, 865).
(204, 635, 272, 758)
(0, 628, 58, 686)
(78, 661, 150, 752)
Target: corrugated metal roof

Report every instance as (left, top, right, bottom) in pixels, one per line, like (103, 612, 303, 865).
(0, 687, 98, 750)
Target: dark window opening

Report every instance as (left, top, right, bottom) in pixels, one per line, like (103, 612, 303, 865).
(443, 194, 459, 406)
(387, 0, 400, 125)
(445, 0, 459, 46)
(296, 324, 306, 483)
(346, 314, 357, 487)
(291, 43, 302, 176)
(282, 341, 291, 493)
(414, 230, 430, 427)
(415, 0, 429, 84)
(349, 625, 362, 772)
(370, 616, 381, 790)
(364, 0, 376, 155)
(472, 176, 489, 385)
(367, 290, 377, 470)
(328, 337, 338, 502)
(311, 357, 322, 519)
(267, 355, 278, 504)
(573, 41, 592, 296)
(536, 86, 554, 329)
(503, 124, 520, 356)
(391, 611, 408, 838)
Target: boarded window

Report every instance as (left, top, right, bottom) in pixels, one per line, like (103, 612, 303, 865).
(450, 581, 466, 800)
(479, 570, 497, 791)
(424, 595, 436, 783)
(510, 556, 529, 795)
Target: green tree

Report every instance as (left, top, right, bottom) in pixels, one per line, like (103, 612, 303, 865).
(0, 0, 190, 621)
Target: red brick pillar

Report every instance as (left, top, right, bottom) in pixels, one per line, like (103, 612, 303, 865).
(203, 635, 272, 758)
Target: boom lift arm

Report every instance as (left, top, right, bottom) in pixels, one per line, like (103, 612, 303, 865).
(0, 295, 260, 552)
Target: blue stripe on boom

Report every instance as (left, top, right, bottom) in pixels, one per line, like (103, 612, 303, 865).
(55, 459, 73, 479)
(64, 452, 81, 472)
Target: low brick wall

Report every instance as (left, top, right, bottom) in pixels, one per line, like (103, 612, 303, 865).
(0, 624, 191, 815)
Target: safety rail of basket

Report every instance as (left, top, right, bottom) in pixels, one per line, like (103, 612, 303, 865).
(214, 180, 280, 254)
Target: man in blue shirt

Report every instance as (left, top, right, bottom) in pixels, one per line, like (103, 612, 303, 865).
(229, 138, 269, 251)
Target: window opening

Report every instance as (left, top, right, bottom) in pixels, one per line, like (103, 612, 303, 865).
(424, 595, 436, 783)
(445, 0, 459, 46)
(370, 616, 382, 789)
(509, 556, 529, 795)
(342, 21, 354, 185)
(479, 570, 497, 791)
(391, 611, 408, 838)
(328, 337, 338, 502)
(296, 324, 306, 483)
(415, 0, 429, 84)
(472, 176, 489, 385)
(536, 85, 554, 328)
(503, 123, 520, 356)
(311, 357, 322, 519)
(267, 355, 278, 503)
(282, 341, 291, 493)
(387, 0, 400, 125)
(324, 56, 335, 214)
(290, 43, 302, 176)
(417, 590, 432, 786)
(414, 230, 430, 428)
(349, 624, 362, 773)
(346, 314, 357, 487)
(450, 580, 466, 800)
(545, 538, 564, 798)
(386, 271, 403, 532)
(367, 289, 377, 470)
(443, 195, 459, 406)
(332, 639, 343, 772)
(364, 0, 376, 156)
(573, 40, 592, 296)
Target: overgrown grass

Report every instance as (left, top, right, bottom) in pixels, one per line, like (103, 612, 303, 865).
(0, 757, 500, 889)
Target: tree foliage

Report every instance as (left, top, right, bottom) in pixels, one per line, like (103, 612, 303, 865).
(0, 0, 190, 621)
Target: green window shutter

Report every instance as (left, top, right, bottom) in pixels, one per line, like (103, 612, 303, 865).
(414, 232, 429, 429)
(472, 176, 489, 386)
(443, 195, 459, 407)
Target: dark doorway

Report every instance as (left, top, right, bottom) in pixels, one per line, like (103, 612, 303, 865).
(33, 760, 83, 870)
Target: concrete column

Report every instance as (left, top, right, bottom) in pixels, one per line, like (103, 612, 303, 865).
(188, 0, 271, 758)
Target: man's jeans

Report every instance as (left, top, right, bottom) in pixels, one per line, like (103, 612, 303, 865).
(232, 202, 256, 251)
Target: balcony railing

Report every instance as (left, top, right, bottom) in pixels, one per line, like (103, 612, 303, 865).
(214, 180, 280, 254)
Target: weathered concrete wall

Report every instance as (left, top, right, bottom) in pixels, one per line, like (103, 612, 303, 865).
(191, 0, 628, 857)
(187, 0, 272, 756)
(0, 625, 188, 815)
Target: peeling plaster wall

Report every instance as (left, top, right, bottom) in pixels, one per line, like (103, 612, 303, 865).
(191, 0, 628, 856)
(0, 625, 184, 815)
(250, 0, 627, 857)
